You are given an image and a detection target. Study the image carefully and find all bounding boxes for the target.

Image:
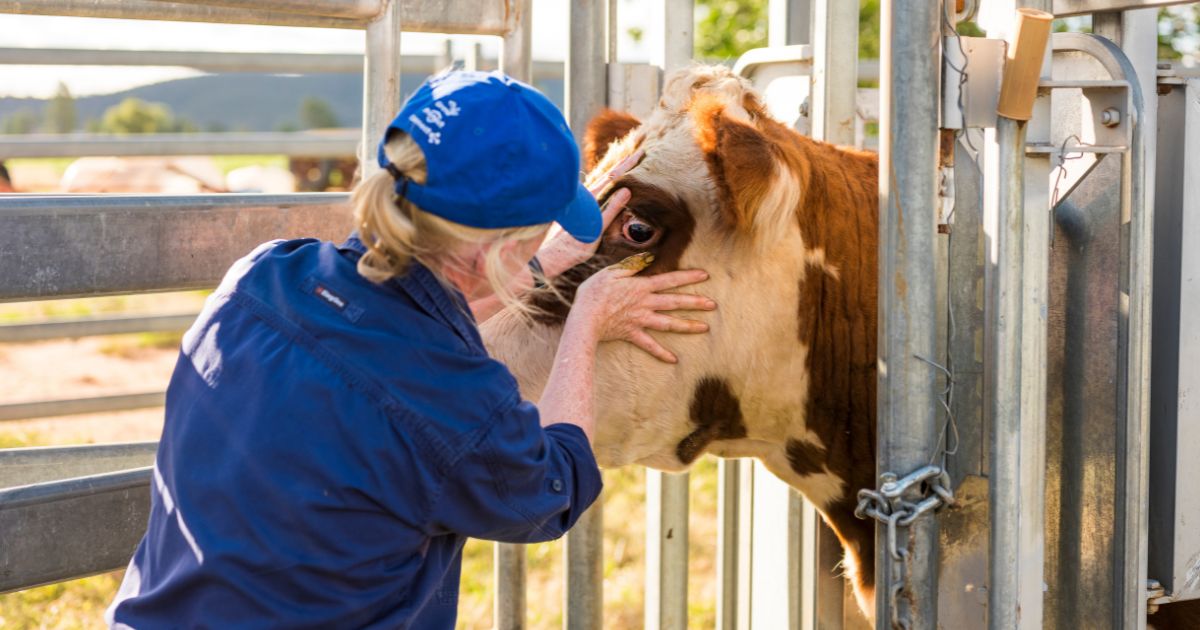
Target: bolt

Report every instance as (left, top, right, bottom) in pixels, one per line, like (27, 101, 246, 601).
(1101, 107, 1121, 127)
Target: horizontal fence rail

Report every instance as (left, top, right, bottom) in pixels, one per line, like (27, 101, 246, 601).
(0, 313, 198, 343)
(0, 0, 518, 34)
(0, 193, 353, 302)
(0, 392, 166, 423)
(0, 467, 152, 594)
(1, 442, 158, 488)
(0, 46, 364, 73)
(1, 131, 359, 159)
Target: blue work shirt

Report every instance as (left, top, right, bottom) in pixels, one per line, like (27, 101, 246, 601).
(107, 236, 603, 629)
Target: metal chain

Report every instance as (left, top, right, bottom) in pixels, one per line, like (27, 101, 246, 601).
(855, 465, 955, 630)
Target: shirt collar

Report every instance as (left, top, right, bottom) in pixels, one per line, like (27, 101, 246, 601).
(340, 235, 483, 352)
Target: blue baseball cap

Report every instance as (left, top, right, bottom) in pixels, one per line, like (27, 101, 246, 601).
(378, 70, 601, 243)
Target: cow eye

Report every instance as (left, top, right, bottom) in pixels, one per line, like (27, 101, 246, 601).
(621, 215, 660, 245)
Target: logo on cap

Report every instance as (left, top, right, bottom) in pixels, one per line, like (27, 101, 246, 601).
(408, 100, 462, 145)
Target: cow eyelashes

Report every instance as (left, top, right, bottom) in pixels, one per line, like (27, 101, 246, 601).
(620, 213, 661, 246)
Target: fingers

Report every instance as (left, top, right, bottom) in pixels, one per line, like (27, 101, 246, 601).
(645, 268, 710, 291)
(628, 330, 678, 364)
(643, 313, 709, 334)
(646, 293, 717, 312)
(600, 187, 631, 229)
(588, 149, 645, 196)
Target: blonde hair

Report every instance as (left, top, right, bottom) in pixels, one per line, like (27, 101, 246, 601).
(353, 131, 550, 312)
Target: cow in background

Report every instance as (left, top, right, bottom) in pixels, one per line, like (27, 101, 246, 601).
(482, 65, 881, 619)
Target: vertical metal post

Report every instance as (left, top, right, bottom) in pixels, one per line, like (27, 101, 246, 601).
(768, 0, 812, 46)
(646, 4, 693, 628)
(495, 543, 526, 630)
(717, 459, 753, 630)
(877, 0, 941, 627)
(811, 0, 858, 146)
(1093, 11, 1156, 629)
(564, 2, 609, 629)
(809, 2, 860, 627)
(988, 114, 1029, 630)
(646, 472, 690, 630)
(359, 0, 401, 177)
(500, 0, 532, 82)
(495, 6, 533, 626)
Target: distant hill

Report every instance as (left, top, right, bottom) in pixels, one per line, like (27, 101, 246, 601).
(0, 72, 565, 133)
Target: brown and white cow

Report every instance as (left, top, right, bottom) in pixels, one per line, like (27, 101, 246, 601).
(481, 65, 880, 617)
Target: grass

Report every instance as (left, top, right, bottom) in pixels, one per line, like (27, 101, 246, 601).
(0, 292, 209, 326)
(0, 420, 722, 629)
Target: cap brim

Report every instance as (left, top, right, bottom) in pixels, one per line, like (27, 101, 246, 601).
(555, 183, 603, 244)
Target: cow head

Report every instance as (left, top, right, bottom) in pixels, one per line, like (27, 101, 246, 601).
(480, 65, 880, 617)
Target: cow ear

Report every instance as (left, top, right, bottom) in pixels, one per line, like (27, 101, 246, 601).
(583, 109, 642, 171)
(693, 96, 799, 236)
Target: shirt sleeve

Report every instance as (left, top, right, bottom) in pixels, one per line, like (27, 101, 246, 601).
(430, 400, 603, 544)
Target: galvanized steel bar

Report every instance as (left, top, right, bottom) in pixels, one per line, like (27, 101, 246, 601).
(645, 471, 689, 630)
(0, 313, 197, 342)
(0, 132, 358, 159)
(1080, 17, 1156, 627)
(645, 5, 693, 627)
(716, 459, 752, 630)
(1053, 0, 1194, 16)
(877, 0, 942, 627)
(0, 47, 363, 73)
(0, 193, 352, 301)
(988, 114, 1030, 630)
(811, 0, 859, 146)
(493, 5, 531, 624)
(0, 468, 151, 593)
(1, 442, 158, 488)
(563, 2, 609, 628)
(0, 0, 517, 34)
(0, 392, 166, 422)
(499, 0, 531, 83)
(359, 0, 401, 177)
(768, 0, 812, 46)
(809, 3, 858, 627)
(494, 543, 525, 630)
(143, 0, 382, 20)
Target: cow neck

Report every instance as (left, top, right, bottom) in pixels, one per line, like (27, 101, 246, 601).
(784, 128, 881, 578)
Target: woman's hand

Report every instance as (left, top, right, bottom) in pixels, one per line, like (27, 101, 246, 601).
(537, 150, 645, 277)
(566, 252, 715, 363)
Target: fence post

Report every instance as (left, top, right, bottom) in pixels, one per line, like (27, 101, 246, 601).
(360, 0, 401, 177)
(563, 1, 609, 628)
(641, 2, 694, 629)
(876, 0, 942, 627)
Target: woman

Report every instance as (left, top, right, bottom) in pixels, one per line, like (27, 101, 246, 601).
(107, 71, 713, 628)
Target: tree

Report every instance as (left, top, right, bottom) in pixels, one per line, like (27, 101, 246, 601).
(1, 109, 39, 135)
(696, 0, 768, 60)
(99, 98, 180, 134)
(44, 81, 77, 133)
(298, 97, 339, 130)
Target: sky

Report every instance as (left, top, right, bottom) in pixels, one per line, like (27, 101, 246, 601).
(0, 0, 662, 99)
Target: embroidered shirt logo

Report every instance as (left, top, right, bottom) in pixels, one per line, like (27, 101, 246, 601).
(409, 100, 461, 145)
(313, 284, 347, 311)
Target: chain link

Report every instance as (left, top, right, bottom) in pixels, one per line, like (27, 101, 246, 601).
(855, 465, 955, 630)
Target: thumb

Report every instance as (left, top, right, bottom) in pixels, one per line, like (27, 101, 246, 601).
(605, 252, 655, 278)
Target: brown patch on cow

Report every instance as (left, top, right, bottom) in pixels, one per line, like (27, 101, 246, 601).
(758, 114, 879, 596)
(691, 95, 779, 232)
(527, 178, 696, 326)
(676, 377, 747, 465)
(785, 438, 827, 477)
(582, 109, 642, 171)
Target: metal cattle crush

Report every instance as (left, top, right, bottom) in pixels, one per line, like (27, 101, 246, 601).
(4, 0, 1200, 629)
